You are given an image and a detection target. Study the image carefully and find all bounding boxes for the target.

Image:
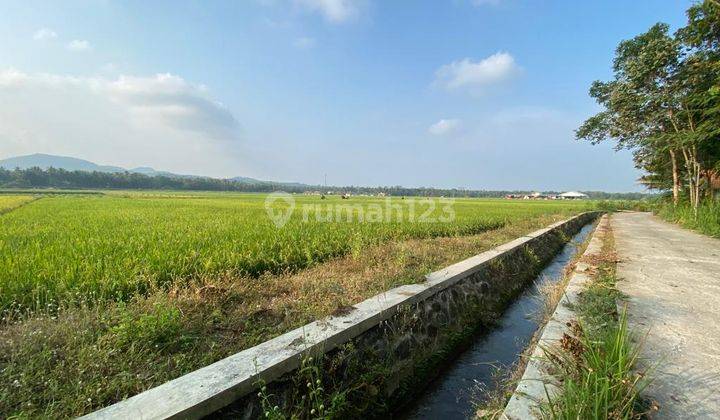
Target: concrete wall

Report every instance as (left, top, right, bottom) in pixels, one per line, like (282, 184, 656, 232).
(84, 212, 600, 420)
(502, 214, 609, 419)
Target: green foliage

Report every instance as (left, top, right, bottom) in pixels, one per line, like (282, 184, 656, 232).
(0, 166, 653, 200)
(256, 353, 381, 420)
(575, 272, 622, 336)
(577, 1, 720, 208)
(0, 194, 35, 214)
(657, 200, 720, 237)
(594, 200, 654, 212)
(108, 302, 185, 350)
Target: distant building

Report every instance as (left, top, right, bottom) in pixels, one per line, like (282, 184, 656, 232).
(558, 191, 589, 199)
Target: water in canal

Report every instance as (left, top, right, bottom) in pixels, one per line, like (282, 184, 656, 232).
(399, 223, 596, 419)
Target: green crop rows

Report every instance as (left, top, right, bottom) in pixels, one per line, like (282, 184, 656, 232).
(0, 192, 591, 312)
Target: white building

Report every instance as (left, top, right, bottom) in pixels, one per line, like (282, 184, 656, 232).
(558, 191, 589, 199)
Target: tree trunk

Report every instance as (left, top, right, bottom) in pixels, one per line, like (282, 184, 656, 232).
(692, 145, 701, 211)
(670, 149, 680, 206)
(680, 146, 697, 214)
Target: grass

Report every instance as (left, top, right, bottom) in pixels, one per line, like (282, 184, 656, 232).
(0, 192, 595, 418)
(542, 312, 645, 419)
(541, 217, 650, 419)
(656, 200, 720, 238)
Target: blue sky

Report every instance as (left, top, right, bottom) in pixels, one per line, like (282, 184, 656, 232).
(0, 0, 692, 191)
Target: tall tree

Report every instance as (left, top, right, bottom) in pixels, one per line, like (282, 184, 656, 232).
(577, 23, 683, 204)
(578, 1, 720, 210)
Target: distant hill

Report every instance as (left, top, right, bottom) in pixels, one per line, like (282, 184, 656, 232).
(0, 153, 199, 178)
(0, 153, 128, 173)
(0, 153, 305, 187)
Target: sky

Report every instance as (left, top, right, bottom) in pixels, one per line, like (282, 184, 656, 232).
(0, 0, 694, 192)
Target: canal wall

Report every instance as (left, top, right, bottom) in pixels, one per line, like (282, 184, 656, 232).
(84, 212, 601, 420)
(502, 214, 609, 419)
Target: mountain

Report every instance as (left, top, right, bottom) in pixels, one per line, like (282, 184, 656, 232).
(229, 176, 273, 184)
(0, 153, 206, 178)
(0, 153, 128, 173)
(0, 153, 307, 186)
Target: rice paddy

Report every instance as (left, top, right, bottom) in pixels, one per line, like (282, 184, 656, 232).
(0, 191, 594, 417)
(0, 193, 591, 313)
(0, 194, 34, 214)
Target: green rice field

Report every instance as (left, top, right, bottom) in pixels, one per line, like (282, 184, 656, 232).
(0, 192, 591, 313)
(0, 191, 596, 417)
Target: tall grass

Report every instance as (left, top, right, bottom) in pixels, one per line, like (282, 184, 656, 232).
(656, 200, 720, 237)
(542, 311, 648, 419)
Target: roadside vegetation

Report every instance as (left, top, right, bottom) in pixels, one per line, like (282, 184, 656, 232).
(656, 200, 720, 237)
(0, 193, 592, 418)
(542, 219, 651, 419)
(577, 1, 720, 223)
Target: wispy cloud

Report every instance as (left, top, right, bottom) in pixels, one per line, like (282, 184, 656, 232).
(434, 52, 520, 94)
(33, 28, 57, 41)
(0, 69, 241, 174)
(293, 0, 360, 23)
(66, 39, 91, 52)
(429, 119, 462, 136)
(294, 36, 317, 49)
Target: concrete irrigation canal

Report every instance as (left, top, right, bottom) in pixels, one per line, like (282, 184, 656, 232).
(398, 223, 596, 419)
(84, 213, 601, 419)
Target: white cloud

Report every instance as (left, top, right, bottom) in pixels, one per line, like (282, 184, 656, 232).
(294, 36, 316, 49)
(293, 0, 360, 23)
(429, 119, 462, 136)
(33, 28, 58, 40)
(66, 39, 91, 51)
(0, 69, 242, 175)
(434, 52, 519, 94)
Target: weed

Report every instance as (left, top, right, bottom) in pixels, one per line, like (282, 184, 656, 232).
(541, 311, 648, 419)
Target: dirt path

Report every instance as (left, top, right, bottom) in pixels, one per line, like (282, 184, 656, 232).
(612, 212, 720, 419)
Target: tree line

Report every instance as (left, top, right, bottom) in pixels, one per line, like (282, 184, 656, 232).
(577, 1, 720, 211)
(0, 167, 649, 200)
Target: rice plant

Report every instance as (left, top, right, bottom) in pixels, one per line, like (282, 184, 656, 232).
(0, 193, 591, 313)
